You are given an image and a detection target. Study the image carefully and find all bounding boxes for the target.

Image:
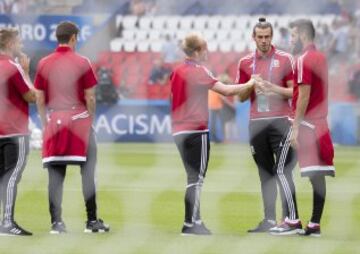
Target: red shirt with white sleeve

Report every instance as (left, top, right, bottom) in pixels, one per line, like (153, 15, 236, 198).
(34, 46, 97, 110)
(0, 54, 30, 137)
(235, 46, 294, 119)
(292, 43, 328, 120)
(170, 59, 218, 135)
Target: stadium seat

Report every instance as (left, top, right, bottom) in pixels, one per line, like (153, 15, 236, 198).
(203, 30, 216, 41)
(153, 16, 168, 30)
(230, 31, 244, 41)
(265, 15, 279, 26)
(175, 30, 190, 40)
(235, 15, 251, 30)
(179, 16, 195, 30)
(208, 16, 221, 30)
(123, 41, 137, 52)
(122, 30, 136, 40)
(160, 30, 176, 40)
(248, 16, 259, 29)
(233, 42, 248, 52)
(137, 41, 150, 52)
(218, 41, 233, 52)
(207, 40, 218, 52)
(166, 16, 180, 30)
(111, 51, 128, 64)
(139, 16, 153, 30)
(221, 16, 236, 30)
(122, 15, 138, 29)
(136, 30, 149, 40)
(110, 38, 123, 52)
(116, 15, 123, 28)
(276, 16, 291, 28)
(216, 30, 229, 40)
(150, 40, 163, 52)
(193, 15, 209, 30)
(148, 30, 161, 40)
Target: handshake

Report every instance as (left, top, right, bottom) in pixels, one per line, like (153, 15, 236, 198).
(250, 74, 275, 96)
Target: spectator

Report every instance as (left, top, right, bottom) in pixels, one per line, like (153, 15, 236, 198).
(96, 67, 118, 104)
(130, 0, 146, 16)
(0, 0, 5, 13)
(149, 58, 171, 85)
(275, 27, 290, 52)
(208, 88, 224, 143)
(10, 0, 27, 14)
(348, 15, 360, 61)
(161, 34, 182, 63)
(348, 64, 360, 100)
(316, 24, 333, 53)
(328, 17, 350, 64)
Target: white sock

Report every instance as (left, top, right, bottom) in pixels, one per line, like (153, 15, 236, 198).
(285, 217, 299, 224)
(308, 222, 320, 228)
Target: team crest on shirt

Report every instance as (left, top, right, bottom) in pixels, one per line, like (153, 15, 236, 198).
(272, 59, 280, 68)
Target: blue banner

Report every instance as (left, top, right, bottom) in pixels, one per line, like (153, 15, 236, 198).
(30, 103, 172, 142)
(29, 101, 359, 144)
(94, 104, 172, 142)
(0, 15, 96, 50)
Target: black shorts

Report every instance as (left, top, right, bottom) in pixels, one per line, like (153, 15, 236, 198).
(174, 132, 210, 184)
(0, 135, 29, 175)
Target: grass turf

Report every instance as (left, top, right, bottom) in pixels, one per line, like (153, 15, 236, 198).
(0, 143, 359, 254)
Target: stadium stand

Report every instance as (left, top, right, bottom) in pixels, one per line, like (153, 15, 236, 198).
(3, 0, 355, 102)
(105, 13, 357, 100)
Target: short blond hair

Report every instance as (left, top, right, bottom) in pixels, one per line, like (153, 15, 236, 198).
(0, 28, 19, 50)
(181, 33, 206, 57)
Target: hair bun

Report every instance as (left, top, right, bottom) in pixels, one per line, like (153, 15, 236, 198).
(258, 17, 266, 23)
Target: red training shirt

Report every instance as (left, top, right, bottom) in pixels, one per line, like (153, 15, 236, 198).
(170, 59, 218, 135)
(34, 46, 97, 110)
(0, 54, 30, 136)
(292, 44, 328, 120)
(235, 46, 294, 119)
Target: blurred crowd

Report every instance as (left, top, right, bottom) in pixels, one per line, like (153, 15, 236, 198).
(1, 0, 360, 102)
(0, 0, 28, 14)
(274, 11, 360, 67)
(1, 0, 359, 16)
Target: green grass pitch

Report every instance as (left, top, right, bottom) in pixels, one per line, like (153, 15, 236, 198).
(0, 143, 359, 254)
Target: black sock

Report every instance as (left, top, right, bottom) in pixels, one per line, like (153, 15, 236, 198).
(309, 175, 326, 224)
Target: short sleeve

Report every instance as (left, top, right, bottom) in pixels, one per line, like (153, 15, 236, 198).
(34, 62, 46, 90)
(283, 55, 295, 83)
(235, 59, 250, 84)
(297, 54, 312, 86)
(81, 59, 97, 90)
(10, 66, 30, 95)
(198, 66, 218, 88)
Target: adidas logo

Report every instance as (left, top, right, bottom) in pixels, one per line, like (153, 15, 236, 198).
(10, 228, 22, 234)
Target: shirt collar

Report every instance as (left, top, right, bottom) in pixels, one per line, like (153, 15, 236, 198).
(184, 58, 200, 66)
(0, 54, 13, 61)
(255, 45, 275, 59)
(303, 43, 316, 53)
(56, 45, 73, 53)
